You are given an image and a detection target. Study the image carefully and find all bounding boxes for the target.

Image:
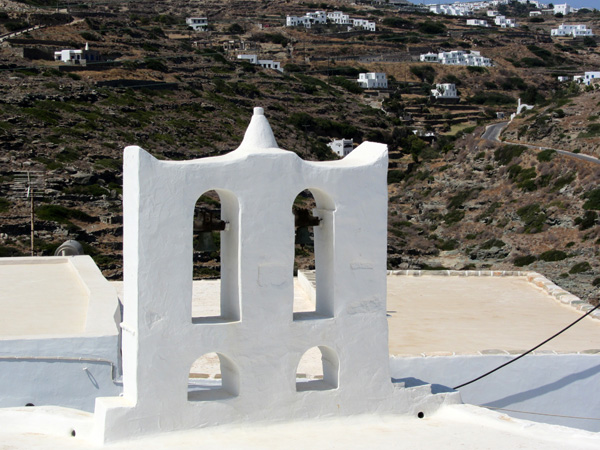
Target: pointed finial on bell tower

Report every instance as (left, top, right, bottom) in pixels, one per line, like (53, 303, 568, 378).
(236, 107, 279, 153)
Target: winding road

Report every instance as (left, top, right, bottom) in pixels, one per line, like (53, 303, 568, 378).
(482, 121, 600, 166)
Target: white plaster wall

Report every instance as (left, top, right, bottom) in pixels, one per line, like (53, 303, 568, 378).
(0, 256, 122, 411)
(390, 354, 600, 432)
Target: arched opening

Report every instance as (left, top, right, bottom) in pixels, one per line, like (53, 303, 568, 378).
(292, 189, 335, 320)
(188, 352, 240, 401)
(296, 345, 339, 392)
(192, 189, 240, 323)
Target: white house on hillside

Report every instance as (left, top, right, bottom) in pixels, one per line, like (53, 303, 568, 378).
(494, 15, 517, 28)
(237, 54, 283, 72)
(186, 17, 208, 31)
(575, 71, 600, 86)
(357, 72, 388, 89)
(328, 138, 354, 157)
(551, 24, 593, 37)
(352, 18, 376, 32)
(286, 11, 326, 28)
(467, 19, 489, 27)
(554, 3, 574, 15)
(419, 50, 492, 67)
(431, 83, 459, 100)
(327, 11, 351, 25)
(54, 43, 100, 64)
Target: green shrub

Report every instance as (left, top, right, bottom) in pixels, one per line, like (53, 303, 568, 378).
(330, 76, 362, 94)
(443, 209, 465, 226)
(80, 31, 100, 41)
(382, 17, 413, 28)
(480, 239, 506, 250)
(447, 189, 478, 210)
(569, 261, 592, 274)
(0, 245, 22, 257)
(23, 107, 61, 125)
(582, 188, 600, 210)
(227, 23, 244, 34)
(467, 66, 487, 74)
(551, 173, 575, 192)
(5, 21, 29, 31)
(436, 238, 459, 251)
(410, 65, 436, 84)
(144, 58, 168, 72)
(578, 123, 600, 138)
(494, 145, 525, 165)
(37, 205, 94, 224)
(418, 20, 446, 35)
(593, 277, 600, 287)
(250, 32, 289, 47)
(388, 170, 405, 184)
(468, 92, 516, 106)
(94, 158, 122, 170)
(520, 57, 547, 67)
(0, 198, 9, 212)
(514, 255, 536, 267)
(288, 112, 361, 140)
(64, 184, 110, 197)
(537, 149, 556, 162)
(539, 250, 568, 262)
(576, 210, 598, 230)
(517, 203, 546, 233)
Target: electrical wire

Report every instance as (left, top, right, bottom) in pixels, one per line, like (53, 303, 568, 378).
(453, 303, 600, 390)
(480, 405, 600, 421)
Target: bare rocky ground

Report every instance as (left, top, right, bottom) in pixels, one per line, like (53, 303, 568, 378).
(0, 1, 599, 302)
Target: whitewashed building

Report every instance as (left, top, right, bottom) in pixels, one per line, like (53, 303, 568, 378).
(487, 10, 499, 17)
(554, 3, 574, 15)
(429, 4, 473, 16)
(352, 18, 376, 32)
(551, 24, 593, 37)
(419, 50, 492, 67)
(328, 138, 354, 157)
(186, 17, 208, 31)
(54, 43, 100, 64)
(494, 15, 517, 28)
(467, 19, 489, 27)
(581, 72, 600, 86)
(327, 11, 351, 25)
(357, 72, 388, 89)
(286, 11, 326, 28)
(237, 54, 283, 72)
(431, 83, 459, 99)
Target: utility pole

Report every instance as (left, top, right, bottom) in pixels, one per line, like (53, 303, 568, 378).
(12, 171, 44, 256)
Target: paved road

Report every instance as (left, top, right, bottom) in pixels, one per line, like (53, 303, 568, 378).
(482, 122, 600, 166)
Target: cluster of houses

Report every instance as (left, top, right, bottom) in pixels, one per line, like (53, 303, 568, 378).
(419, 50, 493, 67)
(560, 71, 600, 86)
(429, 1, 578, 17)
(466, 13, 517, 28)
(551, 24, 594, 37)
(286, 10, 376, 32)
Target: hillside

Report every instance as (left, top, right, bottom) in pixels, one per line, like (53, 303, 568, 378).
(0, 0, 599, 302)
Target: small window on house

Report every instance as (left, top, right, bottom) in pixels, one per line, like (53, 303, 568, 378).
(188, 352, 240, 401)
(192, 190, 240, 323)
(296, 346, 339, 392)
(292, 189, 335, 321)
